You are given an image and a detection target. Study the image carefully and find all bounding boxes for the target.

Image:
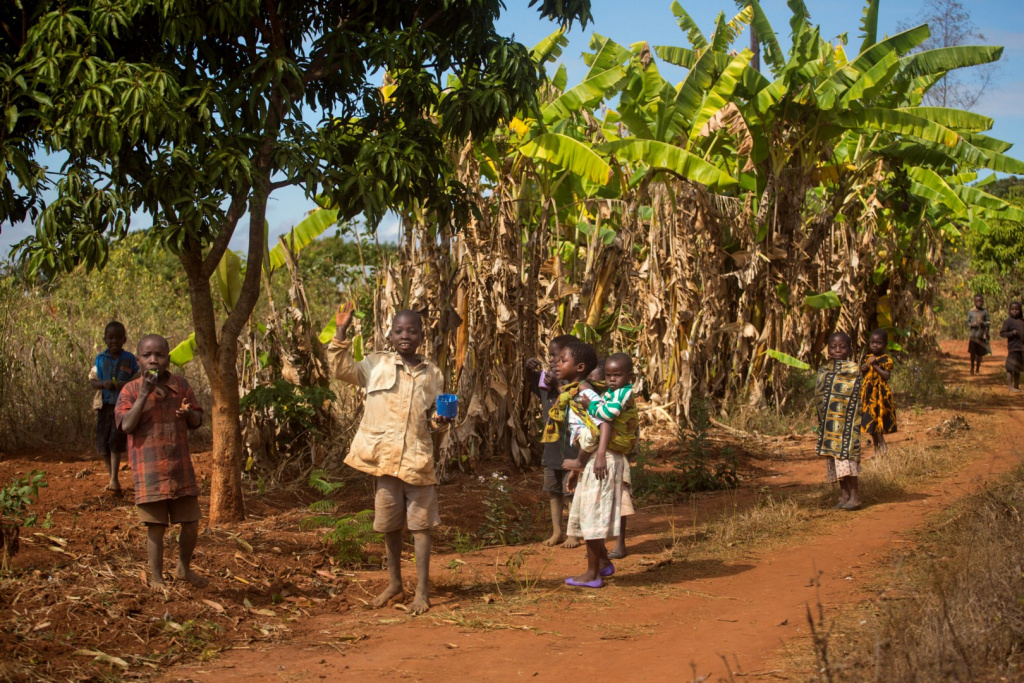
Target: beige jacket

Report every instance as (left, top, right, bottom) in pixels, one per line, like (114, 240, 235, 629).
(327, 338, 442, 486)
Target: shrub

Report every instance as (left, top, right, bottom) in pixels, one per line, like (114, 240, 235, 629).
(300, 469, 380, 565)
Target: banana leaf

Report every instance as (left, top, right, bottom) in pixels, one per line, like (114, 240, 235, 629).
(765, 349, 810, 370)
(169, 333, 197, 367)
(900, 107, 992, 133)
(805, 291, 842, 309)
(267, 208, 339, 273)
(601, 138, 738, 189)
(542, 66, 627, 125)
(670, 0, 707, 51)
(215, 250, 243, 309)
(519, 133, 612, 185)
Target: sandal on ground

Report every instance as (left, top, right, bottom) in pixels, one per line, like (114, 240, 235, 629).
(840, 502, 862, 511)
(608, 550, 627, 560)
(565, 577, 603, 588)
(599, 563, 615, 577)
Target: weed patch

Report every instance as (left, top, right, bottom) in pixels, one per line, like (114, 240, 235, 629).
(818, 464, 1024, 681)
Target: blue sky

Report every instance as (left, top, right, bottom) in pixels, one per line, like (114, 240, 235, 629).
(1, 0, 1021, 258)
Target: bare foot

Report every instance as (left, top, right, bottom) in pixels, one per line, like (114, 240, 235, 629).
(372, 583, 404, 609)
(541, 533, 564, 547)
(408, 593, 431, 615)
(105, 484, 123, 497)
(561, 536, 582, 549)
(174, 565, 209, 588)
(149, 577, 168, 592)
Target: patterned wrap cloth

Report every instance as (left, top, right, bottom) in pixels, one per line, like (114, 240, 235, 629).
(860, 353, 897, 436)
(815, 360, 863, 463)
(541, 381, 638, 455)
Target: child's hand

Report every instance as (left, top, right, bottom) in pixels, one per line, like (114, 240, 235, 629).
(526, 358, 543, 374)
(429, 415, 454, 430)
(103, 379, 115, 390)
(541, 369, 558, 387)
(334, 301, 355, 339)
(561, 458, 583, 471)
(576, 393, 592, 408)
(140, 370, 159, 396)
(176, 399, 194, 419)
(593, 452, 607, 480)
(565, 470, 578, 494)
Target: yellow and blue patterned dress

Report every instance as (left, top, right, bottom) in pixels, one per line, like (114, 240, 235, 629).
(815, 360, 863, 476)
(860, 354, 897, 436)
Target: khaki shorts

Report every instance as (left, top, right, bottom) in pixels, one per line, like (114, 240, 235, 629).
(137, 496, 201, 525)
(374, 476, 440, 532)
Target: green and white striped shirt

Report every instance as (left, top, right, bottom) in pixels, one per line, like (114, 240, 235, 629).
(587, 384, 634, 421)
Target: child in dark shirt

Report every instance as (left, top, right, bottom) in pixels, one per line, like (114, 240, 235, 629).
(999, 301, 1024, 392)
(89, 321, 139, 494)
(527, 333, 582, 549)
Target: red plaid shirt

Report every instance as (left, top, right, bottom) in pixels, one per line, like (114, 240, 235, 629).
(115, 374, 202, 504)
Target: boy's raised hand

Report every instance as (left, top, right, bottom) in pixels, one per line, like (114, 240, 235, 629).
(140, 370, 159, 396)
(334, 301, 356, 340)
(526, 358, 543, 374)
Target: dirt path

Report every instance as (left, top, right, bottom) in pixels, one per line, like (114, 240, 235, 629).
(165, 342, 1024, 682)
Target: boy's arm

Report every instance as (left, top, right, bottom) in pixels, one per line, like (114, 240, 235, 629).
(591, 422, 613, 480)
(116, 380, 152, 434)
(588, 387, 631, 421)
(90, 358, 113, 390)
(325, 338, 372, 387)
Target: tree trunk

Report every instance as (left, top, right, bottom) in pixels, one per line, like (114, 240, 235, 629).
(207, 355, 246, 525)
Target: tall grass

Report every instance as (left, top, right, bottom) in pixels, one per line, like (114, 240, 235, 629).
(824, 463, 1024, 681)
(0, 234, 201, 452)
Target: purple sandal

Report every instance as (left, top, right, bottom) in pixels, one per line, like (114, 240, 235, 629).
(565, 576, 603, 588)
(600, 563, 615, 577)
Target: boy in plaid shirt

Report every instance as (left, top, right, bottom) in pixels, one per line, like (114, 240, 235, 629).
(116, 334, 207, 590)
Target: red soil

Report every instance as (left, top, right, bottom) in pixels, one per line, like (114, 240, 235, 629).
(1, 339, 1019, 681)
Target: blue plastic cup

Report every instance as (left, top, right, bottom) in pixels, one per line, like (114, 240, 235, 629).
(436, 394, 459, 419)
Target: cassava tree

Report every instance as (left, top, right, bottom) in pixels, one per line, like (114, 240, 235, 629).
(12, 0, 591, 524)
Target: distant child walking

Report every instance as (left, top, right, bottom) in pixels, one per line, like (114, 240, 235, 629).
(860, 329, 896, 454)
(327, 303, 452, 615)
(816, 332, 864, 510)
(526, 334, 582, 549)
(999, 301, 1024, 392)
(89, 321, 139, 494)
(967, 294, 991, 375)
(578, 352, 638, 559)
(551, 342, 624, 588)
(115, 335, 207, 590)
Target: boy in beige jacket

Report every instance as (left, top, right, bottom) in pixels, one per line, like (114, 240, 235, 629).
(327, 303, 450, 614)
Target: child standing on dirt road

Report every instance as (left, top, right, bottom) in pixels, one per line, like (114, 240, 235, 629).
(115, 334, 207, 591)
(89, 321, 139, 495)
(550, 342, 623, 588)
(999, 301, 1024, 392)
(860, 329, 897, 455)
(327, 303, 452, 615)
(967, 294, 991, 375)
(526, 334, 583, 549)
(816, 332, 864, 511)
(578, 352, 639, 560)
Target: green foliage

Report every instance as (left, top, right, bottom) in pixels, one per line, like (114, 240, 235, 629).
(478, 473, 539, 546)
(240, 380, 336, 440)
(0, 471, 48, 526)
(300, 469, 380, 565)
(632, 400, 739, 503)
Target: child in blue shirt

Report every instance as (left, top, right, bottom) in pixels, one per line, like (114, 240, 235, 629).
(88, 321, 139, 494)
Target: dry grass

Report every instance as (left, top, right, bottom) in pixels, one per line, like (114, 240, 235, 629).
(810, 461, 1024, 681)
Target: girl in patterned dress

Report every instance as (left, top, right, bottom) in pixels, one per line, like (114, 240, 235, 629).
(816, 332, 864, 510)
(860, 329, 897, 454)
